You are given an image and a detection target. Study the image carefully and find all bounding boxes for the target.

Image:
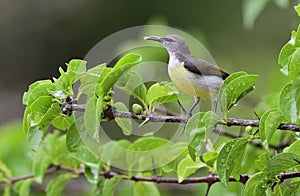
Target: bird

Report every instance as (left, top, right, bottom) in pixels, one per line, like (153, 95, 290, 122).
(144, 34, 230, 114)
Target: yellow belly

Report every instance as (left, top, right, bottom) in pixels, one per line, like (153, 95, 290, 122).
(168, 63, 213, 98)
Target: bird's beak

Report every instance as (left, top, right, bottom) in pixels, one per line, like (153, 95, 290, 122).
(143, 36, 163, 43)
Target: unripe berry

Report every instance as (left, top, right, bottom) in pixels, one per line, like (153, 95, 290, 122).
(104, 95, 111, 102)
(245, 125, 253, 135)
(132, 104, 143, 114)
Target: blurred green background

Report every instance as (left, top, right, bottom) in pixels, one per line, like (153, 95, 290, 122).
(0, 0, 299, 195)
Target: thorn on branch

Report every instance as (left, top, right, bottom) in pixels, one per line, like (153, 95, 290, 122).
(253, 111, 260, 120)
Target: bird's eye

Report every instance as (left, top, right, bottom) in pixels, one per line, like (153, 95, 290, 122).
(164, 37, 175, 42)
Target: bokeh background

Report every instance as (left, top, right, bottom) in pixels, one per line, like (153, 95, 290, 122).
(0, 0, 298, 195)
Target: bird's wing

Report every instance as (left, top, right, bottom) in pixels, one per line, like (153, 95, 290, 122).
(175, 53, 229, 80)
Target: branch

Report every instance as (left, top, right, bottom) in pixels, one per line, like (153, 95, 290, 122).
(224, 118, 300, 132)
(213, 129, 290, 150)
(7, 165, 300, 186)
(70, 104, 292, 150)
(9, 165, 78, 183)
(70, 104, 300, 132)
(278, 172, 300, 181)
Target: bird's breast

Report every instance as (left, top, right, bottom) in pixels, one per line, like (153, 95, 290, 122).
(168, 57, 223, 98)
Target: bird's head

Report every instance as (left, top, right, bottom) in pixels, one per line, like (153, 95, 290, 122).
(144, 34, 191, 55)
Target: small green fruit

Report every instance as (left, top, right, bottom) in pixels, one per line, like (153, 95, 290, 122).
(104, 95, 111, 102)
(245, 125, 253, 134)
(132, 104, 143, 114)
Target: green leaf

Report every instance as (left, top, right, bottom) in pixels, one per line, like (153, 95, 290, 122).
(101, 140, 131, 168)
(54, 70, 76, 95)
(67, 59, 86, 76)
(52, 114, 75, 130)
(95, 177, 105, 196)
(103, 175, 122, 196)
(134, 181, 160, 196)
(243, 0, 269, 30)
(93, 96, 105, 135)
(28, 96, 53, 127)
(84, 97, 100, 140)
(185, 111, 220, 160)
(3, 184, 10, 196)
(45, 173, 77, 196)
(97, 67, 113, 86)
(185, 112, 204, 146)
(217, 137, 249, 187)
(48, 89, 68, 99)
(114, 102, 132, 135)
(39, 103, 61, 131)
(278, 24, 300, 78)
(221, 71, 247, 87)
(53, 59, 86, 95)
(116, 71, 147, 107)
(283, 140, 300, 156)
(244, 172, 266, 196)
(203, 151, 218, 167)
(128, 137, 170, 151)
(146, 82, 179, 109)
(96, 53, 142, 97)
(50, 136, 79, 168)
(278, 43, 296, 69)
(84, 166, 99, 184)
(289, 48, 300, 80)
(273, 183, 287, 196)
(66, 121, 81, 152)
(14, 179, 34, 196)
(31, 131, 77, 183)
(77, 63, 107, 98)
(73, 146, 99, 168)
(127, 137, 170, 171)
(159, 142, 187, 169)
(283, 181, 300, 195)
(219, 72, 258, 116)
(279, 81, 300, 125)
(24, 96, 54, 141)
(295, 4, 300, 16)
(32, 132, 65, 183)
(177, 157, 206, 183)
(294, 25, 300, 47)
(263, 153, 300, 177)
(255, 152, 270, 171)
(22, 80, 54, 106)
(27, 126, 43, 152)
(187, 130, 205, 161)
(93, 54, 141, 125)
(0, 161, 12, 178)
(23, 107, 31, 138)
(259, 109, 285, 149)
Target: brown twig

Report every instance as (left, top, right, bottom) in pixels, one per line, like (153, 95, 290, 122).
(9, 165, 79, 183)
(7, 165, 300, 186)
(213, 129, 290, 150)
(70, 104, 300, 132)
